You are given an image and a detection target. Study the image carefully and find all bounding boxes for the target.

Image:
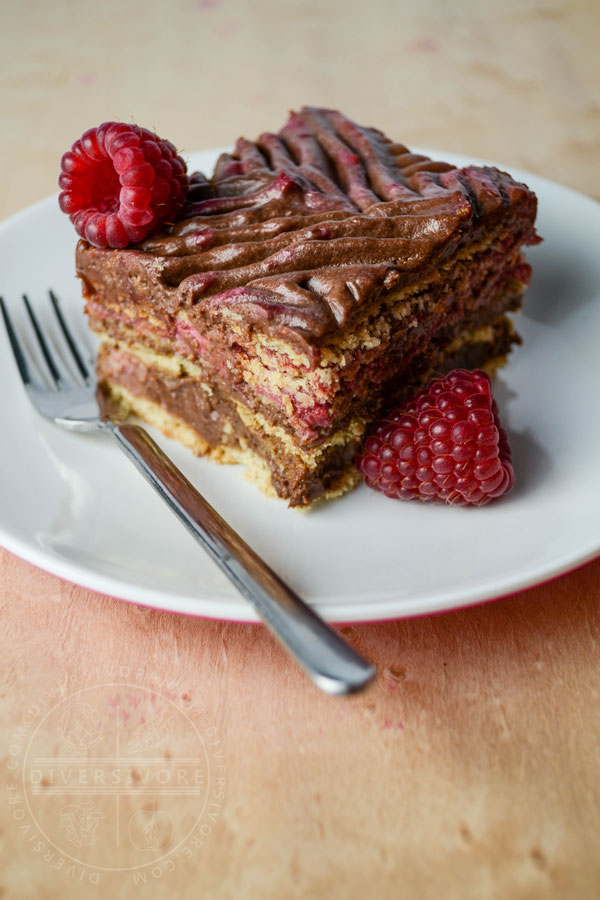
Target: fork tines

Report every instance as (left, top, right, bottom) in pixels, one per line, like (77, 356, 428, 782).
(0, 291, 92, 391)
(22, 293, 63, 385)
(0, 295, 32, 385)
(48, 289, 90, 382)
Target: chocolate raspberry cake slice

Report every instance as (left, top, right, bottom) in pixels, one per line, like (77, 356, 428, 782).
(76, 107, 539, 506)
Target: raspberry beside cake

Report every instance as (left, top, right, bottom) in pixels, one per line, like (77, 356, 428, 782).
(76, 107, 539, 506)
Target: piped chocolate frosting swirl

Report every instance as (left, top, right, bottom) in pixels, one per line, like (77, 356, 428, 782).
(84, 107, 539, 349)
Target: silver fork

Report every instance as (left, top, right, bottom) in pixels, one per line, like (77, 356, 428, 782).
(0, 291, 375, 695)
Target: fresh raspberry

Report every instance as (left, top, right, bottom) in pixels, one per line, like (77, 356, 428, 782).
(58, 122, 189, 248)
(357, 369, 515, 506)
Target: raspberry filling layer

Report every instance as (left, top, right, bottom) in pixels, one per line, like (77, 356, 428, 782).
(86, 239, 528, 445)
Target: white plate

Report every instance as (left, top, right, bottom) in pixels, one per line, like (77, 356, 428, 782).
(1, 148, 599, 622)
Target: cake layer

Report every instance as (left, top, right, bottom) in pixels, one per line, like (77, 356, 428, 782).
(86, 233, 526, 449)
(97, 314, 516, 506)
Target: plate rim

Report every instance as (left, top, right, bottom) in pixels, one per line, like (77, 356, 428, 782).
(2, 522, 599, 624)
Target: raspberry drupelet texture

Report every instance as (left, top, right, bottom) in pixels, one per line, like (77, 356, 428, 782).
(58, 123, 189, 248)
(357, 369, 515, 506)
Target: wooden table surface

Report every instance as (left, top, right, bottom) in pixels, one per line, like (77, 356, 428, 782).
(1, 1, 599, 897)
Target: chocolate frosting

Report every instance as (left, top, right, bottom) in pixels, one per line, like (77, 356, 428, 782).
(78, 107, 539, 351)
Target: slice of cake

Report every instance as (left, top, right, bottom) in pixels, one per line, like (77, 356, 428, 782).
(76, 107, 539, 506)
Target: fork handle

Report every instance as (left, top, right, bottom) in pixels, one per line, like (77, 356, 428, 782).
(111, 423, 376, 695)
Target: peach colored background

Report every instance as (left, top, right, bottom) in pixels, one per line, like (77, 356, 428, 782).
(1, 1, 600, 897)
